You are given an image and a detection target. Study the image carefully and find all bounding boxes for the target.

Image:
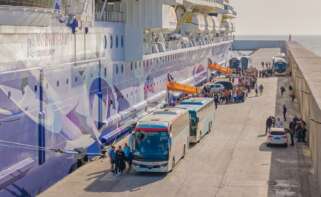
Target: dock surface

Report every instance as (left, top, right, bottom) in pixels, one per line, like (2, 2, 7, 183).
(40, 49, 318, 197)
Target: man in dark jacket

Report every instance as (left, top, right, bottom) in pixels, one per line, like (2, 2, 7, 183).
(265, 116, 273, 135)
(115, 145, 126, 175)
(280, 86, 286, 96)
(214, 94, 219, 110)
(289, 120, 296, 146)
(283, 104, 287, 121)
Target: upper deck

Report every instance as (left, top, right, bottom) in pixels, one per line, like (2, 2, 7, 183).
(0, 0, 125, 26)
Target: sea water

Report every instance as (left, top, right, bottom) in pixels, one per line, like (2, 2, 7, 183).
(236, 35, 321, 57)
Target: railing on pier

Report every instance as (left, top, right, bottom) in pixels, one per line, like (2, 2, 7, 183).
(0, 0, 57, 9)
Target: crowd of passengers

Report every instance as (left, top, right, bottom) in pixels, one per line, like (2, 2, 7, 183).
(201, 72, 262, 109)
(258, 61, 274, 78)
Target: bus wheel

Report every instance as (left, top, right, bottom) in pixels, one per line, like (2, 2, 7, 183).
(208, 122, 213, 133)
(171, 158, 176, 171)
(182, 145, 186, 158)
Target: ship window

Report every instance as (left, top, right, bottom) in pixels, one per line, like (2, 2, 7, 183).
(135, 62, 137, 69)
(57, 81, 60, 87)
(8, 91, 11, 98)
(121, 35, 124, 48)
(34, 85, 38, 92)
(130, 62, 133, 71)
(66, 79, 69, 84)
(110, 35, 113, 48)
(75, 77, 78, 82)
(115, 35, 119, 48)
(115, 64, 119, 74)
(121, 64, 124, 73)
(104, 68, 107, 77)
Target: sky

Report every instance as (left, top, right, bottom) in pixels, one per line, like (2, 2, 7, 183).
(230, 0, 321, 35)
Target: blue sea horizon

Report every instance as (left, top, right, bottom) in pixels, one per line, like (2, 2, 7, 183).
(235, 35, 321, 57)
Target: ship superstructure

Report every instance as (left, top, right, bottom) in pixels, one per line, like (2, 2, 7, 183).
(0, 0, 236, 196)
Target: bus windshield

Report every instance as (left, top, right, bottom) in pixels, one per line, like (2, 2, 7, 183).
(132, 131, 170, 161)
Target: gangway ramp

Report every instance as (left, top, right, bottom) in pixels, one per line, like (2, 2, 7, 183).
(167, 81, 200, 94)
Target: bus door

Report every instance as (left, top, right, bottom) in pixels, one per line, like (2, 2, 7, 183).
(189, 111, 199, 137)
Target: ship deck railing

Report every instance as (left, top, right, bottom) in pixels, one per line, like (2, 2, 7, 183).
(144, 36, 233, 56)
(95, 11, 125, 23)
(0, 0, 64, 10)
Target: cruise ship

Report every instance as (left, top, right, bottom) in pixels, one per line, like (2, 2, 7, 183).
(0, 0, 236, 196)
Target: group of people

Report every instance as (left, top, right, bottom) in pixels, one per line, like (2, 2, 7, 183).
(259, 61, 274, 78)
(280, 85, 296, 102)
(265, 105, 307, 146)
(288, 116, 307, 145)
(208, 73, 265, 109)
(265, 116, 285, 134)
(212, 87, 246, 107)
(108, 143, 133, 175)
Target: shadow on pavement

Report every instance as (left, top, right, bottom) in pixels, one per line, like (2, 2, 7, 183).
(84, 170, 165, 193)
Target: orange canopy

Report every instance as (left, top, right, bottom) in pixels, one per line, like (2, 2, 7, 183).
(208, 64, 232, 75)
(167, 82, 200, 94)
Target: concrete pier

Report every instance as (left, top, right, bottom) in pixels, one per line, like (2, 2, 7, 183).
(288, 41, 321, 192)
(39, 48, 319, 197)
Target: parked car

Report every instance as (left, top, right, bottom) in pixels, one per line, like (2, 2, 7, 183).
(267, 128, 288, 147)
(214, 81, 234, 90)
(204, 83, 225, 94)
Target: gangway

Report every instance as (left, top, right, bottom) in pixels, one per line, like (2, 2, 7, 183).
(208, 63, 232, 75)
(167, 81, 200, 94)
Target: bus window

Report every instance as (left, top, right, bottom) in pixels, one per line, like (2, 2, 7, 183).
(133, 131, 169, 161)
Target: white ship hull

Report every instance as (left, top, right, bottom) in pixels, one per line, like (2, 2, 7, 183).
(0, 1, 234, 195)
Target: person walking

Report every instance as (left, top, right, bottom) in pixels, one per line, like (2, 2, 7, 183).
(280, 86, 286, 96)
(123, 143, 132, 172)
(259, 84, 264, 95)
(115, 145, 126, 175)
(296, 123, 304, 143)
(283, 104, 287, 121)
(271, 116, 276, 127)
(289, 120, 296, 146)
(214, 94, 219, 109)
(108, 146, 116, 173)
(265, 116, 273, 135)
(298, 119, 307, 143)
(255, 87, 258, 97)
